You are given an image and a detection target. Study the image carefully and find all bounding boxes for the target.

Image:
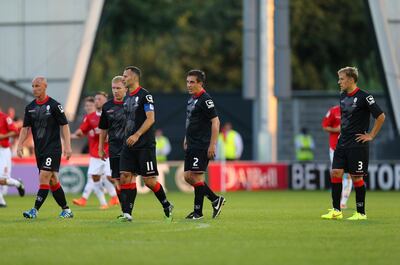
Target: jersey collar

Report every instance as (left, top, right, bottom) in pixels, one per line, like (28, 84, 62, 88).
(347, 87, 360, 97)
(193, 89, 206, 99)
(113, 99, 124, 105)
(35, 95, 50, 105)
(129, 86, 141, 96)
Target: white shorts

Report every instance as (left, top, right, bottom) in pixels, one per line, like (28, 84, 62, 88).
(87, 157, 111, 176)
(0, 147, 12, 179)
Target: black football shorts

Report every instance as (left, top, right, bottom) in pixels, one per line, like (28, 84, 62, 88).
(109, 156, 121, 179)
(36, 153, 62, 172)
(332, 147, 369, 175)
(119, 147, 158, 177)
(184, 148, 210, 172)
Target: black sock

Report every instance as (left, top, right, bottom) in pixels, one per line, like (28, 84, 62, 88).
(331, 179, 342, 211)
(121, 183, 137, 215)
(354, 180, 366, 214)
(51, 183, 68, 209)
(152, 182, 170, 208)
(193, 183, 205, 215)
(34, 185, 50, 210)
(203, 183, 219, 202)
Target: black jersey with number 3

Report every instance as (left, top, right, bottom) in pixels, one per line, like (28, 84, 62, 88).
(23, 96, 68, 155)
(338, 87, 383, 148)
(123, 87, 155, 149)
(185, 90, 218, 149)
(99, 99, 126, 157)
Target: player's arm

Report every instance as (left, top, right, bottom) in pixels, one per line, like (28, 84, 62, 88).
(0, 131, 17, 140)
(61, 125, 72, 160)
(99, 129, 108, 160)
(323, 126, 340, 133)
(71, 128, 84, 139)
(208, 116, 220, 159)
(126, 110, 154, 147)
(16, 127, 29, 158)
(183, 136, 187, 151)
(356, 113, 385, 143)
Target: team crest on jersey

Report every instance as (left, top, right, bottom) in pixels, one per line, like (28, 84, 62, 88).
(146, 95, 154, 103)
(6, 117, 13, 125)
(46, 105, 51, 115)
(366, 95, 375, 105)
(352, 97, 358, 108)
(205, 99, 214, 109)
(57, 105, 64, 113)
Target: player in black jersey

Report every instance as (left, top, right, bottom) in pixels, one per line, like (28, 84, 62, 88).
(118, 66, 173, 222)
(183, 70, 226, 220)
(17, 77, 73, 219)
(322, 67, 385, 221)
(99, 76, 127, 212)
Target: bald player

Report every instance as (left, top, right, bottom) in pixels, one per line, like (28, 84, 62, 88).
(18, 77, 73, 219)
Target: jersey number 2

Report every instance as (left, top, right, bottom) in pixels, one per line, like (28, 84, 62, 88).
(193, 157, 199, 167)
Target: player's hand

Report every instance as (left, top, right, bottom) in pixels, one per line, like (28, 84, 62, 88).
(17, 146, 24, 158)
(126, 133, 140, 147)
(355, 132, 373, 143)
(207, 144, 216, 159)
(98, 148, 106, 161)
(0, 134, 5, 140)
(64, 147, 72, 160)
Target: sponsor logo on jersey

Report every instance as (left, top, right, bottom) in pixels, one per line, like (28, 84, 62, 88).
(205, 100, 214, 109)
(366, 95, 375, 105)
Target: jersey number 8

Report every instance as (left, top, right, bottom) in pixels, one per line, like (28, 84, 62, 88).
(45, 157, 52, 167)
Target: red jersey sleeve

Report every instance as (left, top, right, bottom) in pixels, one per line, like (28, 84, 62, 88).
(6, 116, 18, 133)
(79, 115, 92, 134)
(322, 109, 333, 128)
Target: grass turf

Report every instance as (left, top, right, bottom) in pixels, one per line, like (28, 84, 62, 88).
(0, 191, 399, 265)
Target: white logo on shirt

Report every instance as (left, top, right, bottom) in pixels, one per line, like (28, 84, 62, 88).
(205, 100, 214, 109)
(366, 95, 375, 105)
(57, 105, 64, 113)
(146, 95, 154, 103)
(352, 97, 358, 107)
(6, 117, 13, 125)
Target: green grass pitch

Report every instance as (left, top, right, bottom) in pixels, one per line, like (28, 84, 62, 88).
(0, 191, 399, 265)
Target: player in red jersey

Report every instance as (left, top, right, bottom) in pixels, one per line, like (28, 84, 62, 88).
(72, 92, 119, 209)
(322, 105, 352, 209)
(0, 110, 25, 207)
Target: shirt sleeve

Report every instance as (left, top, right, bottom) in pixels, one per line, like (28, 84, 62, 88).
(80, 116, 91, 134)
(365, 94, 383, 118)
(22, 106, 32, 127)
(98, 109, 109, 130)
(53, 102, 68, 126)
(6, 116, 18, 133)
(201, 98, 218, 120)
(321, 109, 332, 128)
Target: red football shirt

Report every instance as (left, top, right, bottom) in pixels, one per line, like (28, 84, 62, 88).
(322, 105, 341, 150)
(80, 111, 109, 158)
(0, 111, 18, 148)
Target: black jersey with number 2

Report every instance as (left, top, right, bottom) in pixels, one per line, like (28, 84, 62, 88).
(338, 87, 383, 148)
(99, 99, 126, 157)
(185, 90, 218, 150)
(123, 87, 155, 149)
(23, 97, 68, 155)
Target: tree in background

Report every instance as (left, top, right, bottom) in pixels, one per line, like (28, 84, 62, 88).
(85, 0, 242, 94)
(291, 0, 383, 91)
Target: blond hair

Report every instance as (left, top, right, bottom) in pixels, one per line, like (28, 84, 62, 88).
(338, 66, 358, 83)
(112, 75, 124, 83)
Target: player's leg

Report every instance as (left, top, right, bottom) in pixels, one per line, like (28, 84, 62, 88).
(340, 173, 352, 209)
(321, 148, 344, 219)
(23, 168, 52, 218)
(346, 147, 368, 220)
(140, 148, 173, 219)
(118, 148, 137, 221)
(109, 157, 122, 209)
(73, 176, 94, 206)
(102, 158, 119, 205)
(92, 174, 108, 209)
(50, 173, 73, 218)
